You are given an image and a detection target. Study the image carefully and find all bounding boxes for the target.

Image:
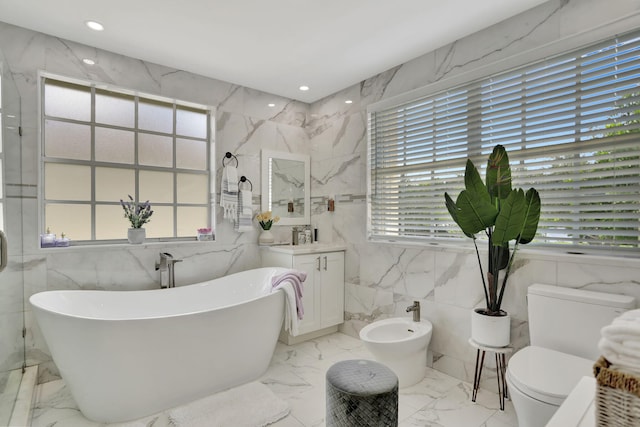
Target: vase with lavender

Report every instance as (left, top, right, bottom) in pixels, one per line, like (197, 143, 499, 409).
(120, 195, 153, 244)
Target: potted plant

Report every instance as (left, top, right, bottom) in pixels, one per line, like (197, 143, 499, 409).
(256, 211, 280, 245)
(444, 144, 540, 347)
(120, 195, 153, 244)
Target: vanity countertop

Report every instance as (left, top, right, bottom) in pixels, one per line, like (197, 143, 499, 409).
(263, 243, 347, 254)
(546, 376, 595, 427)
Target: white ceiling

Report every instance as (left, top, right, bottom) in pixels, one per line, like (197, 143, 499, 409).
(0, 0, 549, 103)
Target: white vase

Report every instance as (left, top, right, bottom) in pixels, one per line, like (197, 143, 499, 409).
(127, 228, 146, 244)
(259, 229, 275, 245)
(471, 308, 511, 347)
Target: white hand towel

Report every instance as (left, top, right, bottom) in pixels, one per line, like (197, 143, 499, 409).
(598, 308, 640, 375)
(220, 165, 238, 221)
(599, 336, 640, 361)
(226, 165, 238, 193)
(241, 189, 253, 215)
(601, 323, 640, 346)
(598, 337, 640, 372)
(235, 189, 253, 232)
(616, 308, 640, 322)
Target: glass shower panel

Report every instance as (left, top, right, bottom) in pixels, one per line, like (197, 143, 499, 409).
(0, 52, 25, 425)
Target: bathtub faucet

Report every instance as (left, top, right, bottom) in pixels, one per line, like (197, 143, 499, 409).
(406, 301, 420, 322)
(155, 252, 182, 288)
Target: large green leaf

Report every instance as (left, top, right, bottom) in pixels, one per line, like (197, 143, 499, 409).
(492, 189, 526, 246)
(444, 192, 458, 223)
(464, 159, 490, 204)
(517, 188, 541, 244)
(456, 189, 498, 235)
(445, 192, 473, 238)
(486, 145, 512, 202)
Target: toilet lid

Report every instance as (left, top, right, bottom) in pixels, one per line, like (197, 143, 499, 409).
(507, 346, 594, 405)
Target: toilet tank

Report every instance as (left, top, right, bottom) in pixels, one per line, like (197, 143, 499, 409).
(528, 284, 635, 361)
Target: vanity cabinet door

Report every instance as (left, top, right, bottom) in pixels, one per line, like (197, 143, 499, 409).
(319, 251, 345, 328)
(262, 248, 345, 340)
(292, 254, 322, 335)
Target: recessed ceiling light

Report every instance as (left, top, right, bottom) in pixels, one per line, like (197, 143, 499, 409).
(345, 100, 353, 104)
(299, 85, 310, 91)
(85, 20, 104, 31)
(268, 103, 276, 107)
(82, 58, 96, 65)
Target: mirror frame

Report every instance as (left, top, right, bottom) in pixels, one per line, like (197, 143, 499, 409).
(261, 150, 310, 226)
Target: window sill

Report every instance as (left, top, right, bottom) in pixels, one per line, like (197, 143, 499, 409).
(36, 238, 217, 253)
(367, 237, 640, 267)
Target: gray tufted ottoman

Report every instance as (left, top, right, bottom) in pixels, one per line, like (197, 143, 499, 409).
(326, 359, 399, 426)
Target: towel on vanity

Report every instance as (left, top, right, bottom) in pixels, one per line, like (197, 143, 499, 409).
(234, 188, 253, 232)
(271, 270, 306, 336)
(220, 165, 238, 221)
(599, 308, 640, 374)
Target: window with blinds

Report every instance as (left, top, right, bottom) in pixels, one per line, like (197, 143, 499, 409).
(368, 31, 640, 252)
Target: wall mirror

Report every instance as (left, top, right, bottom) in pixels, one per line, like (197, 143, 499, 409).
(261, 150, 310, 226)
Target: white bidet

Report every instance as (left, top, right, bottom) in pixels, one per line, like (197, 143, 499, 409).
(359, 317, 433, 387)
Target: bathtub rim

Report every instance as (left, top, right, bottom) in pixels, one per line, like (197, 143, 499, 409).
(29, 267, 290, 322)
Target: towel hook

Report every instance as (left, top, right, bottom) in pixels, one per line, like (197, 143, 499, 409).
(222, 152, 239, 168)
(238, 176, 253, 191)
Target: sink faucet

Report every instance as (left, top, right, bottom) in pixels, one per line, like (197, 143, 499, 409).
(406, 301, 420, 322)
(155, 252, 182, 288)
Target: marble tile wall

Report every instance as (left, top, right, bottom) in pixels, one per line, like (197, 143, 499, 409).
(2, 0, 640, 390)
(307, 0, 640, 384)
(0, 21, 309, 382)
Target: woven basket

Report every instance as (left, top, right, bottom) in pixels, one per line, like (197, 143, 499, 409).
(593, 356, 640, 426)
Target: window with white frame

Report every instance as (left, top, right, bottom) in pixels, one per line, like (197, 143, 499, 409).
(369, 30, 640, 253)
(41, 76, 213, 243)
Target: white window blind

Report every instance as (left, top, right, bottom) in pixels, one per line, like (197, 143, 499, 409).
(369, 31, 640, 252)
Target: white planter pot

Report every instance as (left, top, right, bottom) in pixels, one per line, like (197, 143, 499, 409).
(259, 229, 275, 245)
(127, 228, 146, 244)
(471, 308, 511, 347)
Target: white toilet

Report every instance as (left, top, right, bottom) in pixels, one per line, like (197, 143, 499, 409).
(506, 284, 635, 427)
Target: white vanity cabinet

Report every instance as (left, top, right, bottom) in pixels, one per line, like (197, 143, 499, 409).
(262, 245, 345, 344)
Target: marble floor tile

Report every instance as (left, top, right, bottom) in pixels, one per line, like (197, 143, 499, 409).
(31, 332, 516, 427)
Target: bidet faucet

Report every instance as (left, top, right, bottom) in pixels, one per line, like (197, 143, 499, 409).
(156, 252, 182, 288)
(406, 301, 420, 322)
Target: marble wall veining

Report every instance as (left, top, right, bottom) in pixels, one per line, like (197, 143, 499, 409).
(308, 0, 640, 385)
(1, 0, 640, 390)
(0, 20, 310, 382)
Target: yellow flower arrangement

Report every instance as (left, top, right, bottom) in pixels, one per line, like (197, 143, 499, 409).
(256, 211, 280, 230)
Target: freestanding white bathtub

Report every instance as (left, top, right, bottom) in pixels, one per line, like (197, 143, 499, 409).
(30, 267, 288, 423)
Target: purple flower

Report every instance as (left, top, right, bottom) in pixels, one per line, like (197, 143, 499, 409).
(121, 195, 153, 228)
